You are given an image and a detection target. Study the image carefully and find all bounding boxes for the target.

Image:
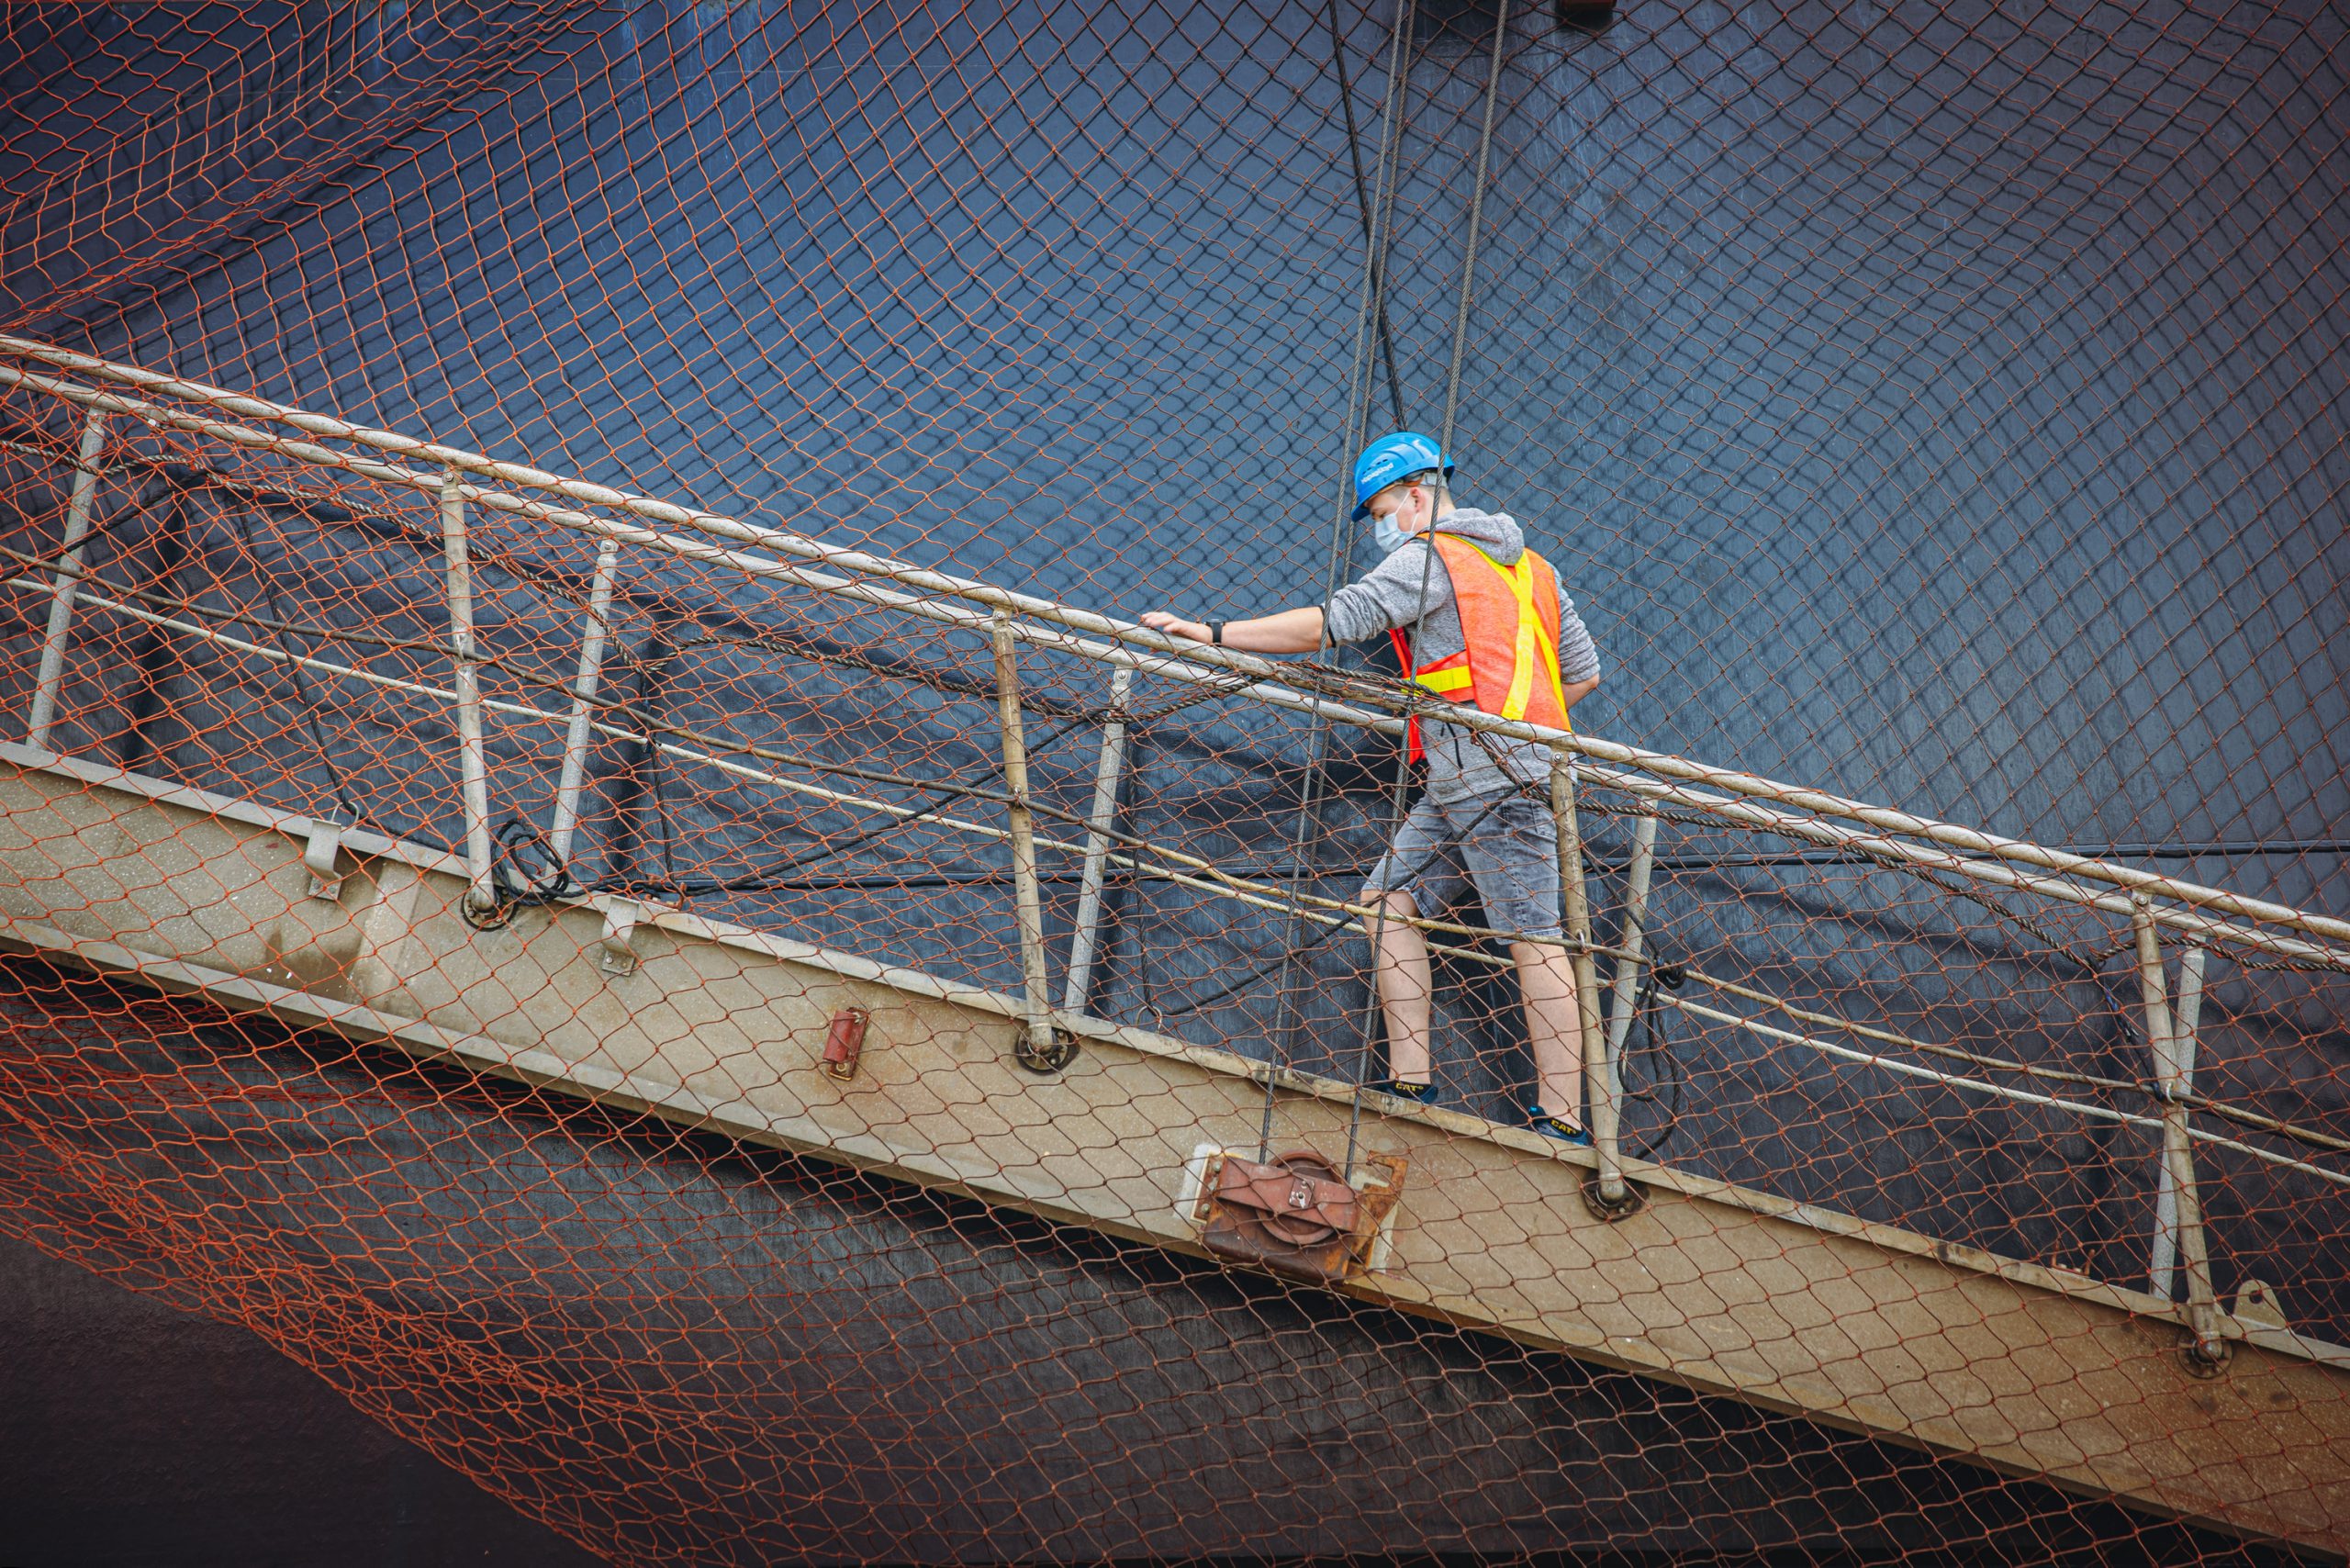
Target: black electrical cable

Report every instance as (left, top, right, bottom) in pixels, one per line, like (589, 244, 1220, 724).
(1152, 919, 1349, 1023)
(617, 709, 1094, 901)
(1618, 959, 1689, 1159)
(461, 818, 583, 930)
(609, 623, 1264, 902)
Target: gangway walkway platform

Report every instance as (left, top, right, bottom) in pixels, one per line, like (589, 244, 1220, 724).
(2, 745, 2344, 1551)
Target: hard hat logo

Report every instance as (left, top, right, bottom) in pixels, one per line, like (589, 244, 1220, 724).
(1351, 431, 1457, 519)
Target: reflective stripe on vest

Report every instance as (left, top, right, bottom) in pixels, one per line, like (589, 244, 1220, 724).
(1387, 533, 1570, 761)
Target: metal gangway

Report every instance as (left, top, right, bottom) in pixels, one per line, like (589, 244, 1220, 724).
(0, 336, 2344, 1552)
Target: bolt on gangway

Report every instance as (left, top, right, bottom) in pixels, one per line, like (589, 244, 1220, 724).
(0, 337, 2346, 1551)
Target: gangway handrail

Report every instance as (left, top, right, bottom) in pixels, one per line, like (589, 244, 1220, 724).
(1, 333, 2344, 966)
(5, 367, 2342, 982)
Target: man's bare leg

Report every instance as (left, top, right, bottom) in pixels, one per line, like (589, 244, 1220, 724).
(1512, 940, 1583, 1124)
(1369, 890, 1434, 1085)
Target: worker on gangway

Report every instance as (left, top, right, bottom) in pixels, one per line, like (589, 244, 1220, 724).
(1144, 433, 1602, 1142)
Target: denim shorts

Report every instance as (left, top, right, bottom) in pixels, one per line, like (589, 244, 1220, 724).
(1360, 790, 1562, 942)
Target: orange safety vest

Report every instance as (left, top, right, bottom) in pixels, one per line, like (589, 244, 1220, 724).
(1386, 532, 1572, 762)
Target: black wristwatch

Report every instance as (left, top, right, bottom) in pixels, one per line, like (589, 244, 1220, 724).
(1208, 620, 1225, 646)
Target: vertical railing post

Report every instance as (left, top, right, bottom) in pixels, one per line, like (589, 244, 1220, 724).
(1552, 747, 1630, 1213)
(440, 469, 496, 913)
(2132, 894, 2223, 1365)
(549, 537, 620, 868)
(2149, 929, 2210, 1296)
(1060, 664, 1132, 1017)
(992, 613, 1070, 1072)
(26, 409, 109, 750)
(1605, 812, 1659, 1064)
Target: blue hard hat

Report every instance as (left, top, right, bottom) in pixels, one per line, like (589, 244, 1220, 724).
(1351, 431, 1455, 520)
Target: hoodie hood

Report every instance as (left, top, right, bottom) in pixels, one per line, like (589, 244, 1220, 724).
(1428, 507, 1525, 566)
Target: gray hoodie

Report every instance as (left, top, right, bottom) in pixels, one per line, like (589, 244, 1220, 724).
(1324, 508, 1601, 803)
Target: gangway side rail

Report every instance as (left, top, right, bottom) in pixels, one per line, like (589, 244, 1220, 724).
(1, 336, 2345, 960)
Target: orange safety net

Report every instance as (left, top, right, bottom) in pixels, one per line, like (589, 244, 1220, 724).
(1, 2, 2346, 1562)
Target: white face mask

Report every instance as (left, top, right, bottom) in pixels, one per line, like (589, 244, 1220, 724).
(1371, 511, 1415, 555)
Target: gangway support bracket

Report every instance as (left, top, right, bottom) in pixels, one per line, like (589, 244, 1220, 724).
(302, 818, 347, 902)
(599, 897, 641, 976)
(2234, 1279, 2289, 1330)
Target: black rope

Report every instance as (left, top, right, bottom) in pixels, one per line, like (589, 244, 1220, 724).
(1151, 919, 1348, 1024)
(219, 490, 364, 829)
(610, 710, 1093, 901)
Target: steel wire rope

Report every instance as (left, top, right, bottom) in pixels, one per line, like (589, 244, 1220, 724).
(1333, 0, 1412, 437)
(136, 448, 1145, 730)
(1345, 0, 1515, 1176)
(0, 532, 1280, 899)
(1257, 0, 1420, 1161)
(12, 442, 2346, 1000)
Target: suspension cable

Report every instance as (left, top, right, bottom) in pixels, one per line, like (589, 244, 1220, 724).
(1257, 0, 1421, 1160)
(1346, 0, 1514, 1177)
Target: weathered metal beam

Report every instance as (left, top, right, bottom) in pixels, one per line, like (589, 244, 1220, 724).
(1605, 811, 1659, 1064)
(549, 536, 620, 868)
(992, 613, 1067, 1074)
(1061, 664, 1131, 1017)
(1552, 748, 1628, 1211)
(438, 468, 494, 912)
(2152, 939, 2209, 1301)
(2135, 896, 2223, 1365)
(25, 409, 107, 751)
(0, 745, 2344, 1551)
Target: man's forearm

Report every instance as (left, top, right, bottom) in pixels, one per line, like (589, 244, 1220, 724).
(1223, 606, 1326, 653)
(1139, 605, 1326, 654)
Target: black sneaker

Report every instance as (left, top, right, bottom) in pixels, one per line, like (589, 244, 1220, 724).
(1526, 1104, 1591, 1147)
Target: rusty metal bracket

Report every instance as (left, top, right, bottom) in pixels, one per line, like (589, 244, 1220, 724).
(1194, 1147, 1404, 1286)
(822, 1006, 869, 1081)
